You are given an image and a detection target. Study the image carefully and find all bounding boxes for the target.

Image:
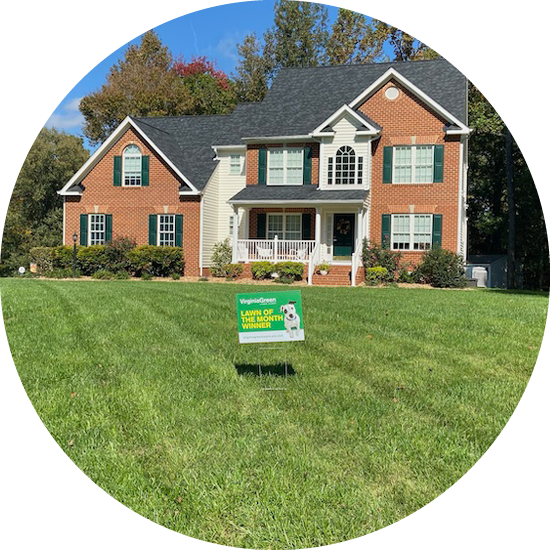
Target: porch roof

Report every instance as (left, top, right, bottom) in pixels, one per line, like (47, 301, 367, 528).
(229, 185, 367, 205)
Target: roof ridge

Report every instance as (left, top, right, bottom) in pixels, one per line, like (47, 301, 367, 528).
(276, 58, 445, 71)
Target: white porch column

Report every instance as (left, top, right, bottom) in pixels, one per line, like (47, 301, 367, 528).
(231, 206, 239, 263)
(315, 207, 321, 246)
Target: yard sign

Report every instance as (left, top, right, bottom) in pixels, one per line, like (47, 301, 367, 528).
(236, 290, 304, 344)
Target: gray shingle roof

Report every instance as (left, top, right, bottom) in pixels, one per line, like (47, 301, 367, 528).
(132, 58, 467, 191)
(230, 185, 367, 203)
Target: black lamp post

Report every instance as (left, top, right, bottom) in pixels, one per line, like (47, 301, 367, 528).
(72, 232, 78, 279)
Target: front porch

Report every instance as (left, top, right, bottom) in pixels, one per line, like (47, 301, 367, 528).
(230, 204, 368, 286)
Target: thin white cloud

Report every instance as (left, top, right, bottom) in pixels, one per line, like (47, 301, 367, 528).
(45, 97, 84, 131)
(216, 33, 242, 63)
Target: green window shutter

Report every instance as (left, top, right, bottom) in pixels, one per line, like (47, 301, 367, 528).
(258, 149, 267, 185)
(80, 214, 88, 246)
(433, 145, 444, 183)
(149, 214, 158, 245)
(175, 215, 183, 247)
(302, 213, 312, 240)
(257, 213, 267, 239)
(303, 147, 312, 185)
(141, 156, 149, 186)
(105, 214, 112, 243)
(432, 214, 442, 247)
(381, 214, 391, 248)
(113, 156, 122, 186)
(382, 147, 393, 183)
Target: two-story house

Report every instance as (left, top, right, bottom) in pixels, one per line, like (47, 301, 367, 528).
(59, 58, 469, 285)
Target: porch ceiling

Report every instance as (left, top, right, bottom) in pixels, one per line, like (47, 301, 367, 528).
(229, 185, 367, 205)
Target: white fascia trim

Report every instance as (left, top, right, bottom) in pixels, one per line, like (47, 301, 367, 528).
(179, 190, 200, 195)
(446, 128, 471, 135)
(58, 116, 200, 196)
(311, 104, 380, 136)
(241, 135, 313, 143)
(229, 199, 366, 206)
(349, 67, 471, 134)
(310, 132, 336, 138)
(212, 145, 246, 151)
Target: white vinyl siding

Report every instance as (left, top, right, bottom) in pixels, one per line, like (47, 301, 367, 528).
(391, 214, 433, 251)
(267, 148, 303, 185)
(89, 214, 105, 245)
(393, 146, 434, 184)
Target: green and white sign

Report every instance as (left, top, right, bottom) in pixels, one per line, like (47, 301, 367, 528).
(236, 290, 305, 344)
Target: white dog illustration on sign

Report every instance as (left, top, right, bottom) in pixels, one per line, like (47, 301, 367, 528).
(280, 301, 300, 338)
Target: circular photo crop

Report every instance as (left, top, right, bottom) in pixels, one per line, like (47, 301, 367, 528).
(1, 2, 548, 549)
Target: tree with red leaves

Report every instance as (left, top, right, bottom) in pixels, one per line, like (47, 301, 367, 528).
(173, 56, 237, 115)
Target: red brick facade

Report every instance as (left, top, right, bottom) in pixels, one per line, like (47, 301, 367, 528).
(64, 127, 201, 275)
(360, 79, 461, 264)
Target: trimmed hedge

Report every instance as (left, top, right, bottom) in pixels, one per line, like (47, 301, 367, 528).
(274, 262, 304, 281)
(77, 246, 108, 276)
(126, 246, 184, 277)
(365, 266, 391, 285)
(251, 262, 275, 280)
(414, 246, 467, 288)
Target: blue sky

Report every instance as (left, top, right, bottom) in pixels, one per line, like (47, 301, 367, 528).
(46, 0, 343, 150)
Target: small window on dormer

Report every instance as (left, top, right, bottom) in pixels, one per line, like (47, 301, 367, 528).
(123, 144, 142, 186)
(230, 154, 241, 175)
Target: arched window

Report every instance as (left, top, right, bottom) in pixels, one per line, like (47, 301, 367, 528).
(123, 144, 142, 186)
(328, 145, 363, 185)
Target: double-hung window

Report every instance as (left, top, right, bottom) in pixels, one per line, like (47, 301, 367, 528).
(393, 145, 434, 184)
(230, 154, 242, 175)
(391, 214, 433, 250)
(158, 214, 176, 246)
(123, 144, 142, 186)
(267, 148, 303, 184)
(89, 214, 106, 245)
(267, 213, 302, 240)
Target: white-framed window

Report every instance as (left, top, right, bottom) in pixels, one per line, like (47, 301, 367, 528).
(123, 144, 142, 186)
(89, 214, 105, 245)
(393, 145, 434, 184)
(327, 146, 363, 185)
(158, 214, 175, 246)
(391, 214, 433, 251)
(229, 154, 242, 175)
(267, 148, 303, 185)
(267, 213, 302, 240)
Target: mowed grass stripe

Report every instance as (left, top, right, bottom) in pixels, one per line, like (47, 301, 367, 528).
(1, 279, 546, 549)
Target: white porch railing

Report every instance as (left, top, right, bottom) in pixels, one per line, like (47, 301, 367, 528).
(308, 242, 321, 285)
(236, 237, 316, 263)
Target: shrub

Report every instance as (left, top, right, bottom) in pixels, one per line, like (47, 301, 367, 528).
(362, 239, 402, 280)
(397, 267, 415, 284)
(141, 272, 153, 281)
(225, 263, 244, 279)
(52, 245, 82, 269)
(77, 245, 107, 275)
(199, 276, 209, 282)
(114, 271, 131, 280)
(251, 261, 275, 280)
(365, 266, 391, 286)
(211, 239, 233, 277)
(49, 268, 78, 279)
(92, 270, 114, 280)
(171, 272, 181, 280)
(274, 275, 295, 285)
(126, 246, 184, 277)
(29, 247, 55, 273)
(105, 237, 136, 272)
(274, 262, 304, 281)
(415, 246, 467, 288)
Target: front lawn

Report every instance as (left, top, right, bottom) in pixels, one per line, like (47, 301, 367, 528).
(1, 279, 547, 548)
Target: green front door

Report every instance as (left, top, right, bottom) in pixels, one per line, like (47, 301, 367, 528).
(333, 213, 355, 258)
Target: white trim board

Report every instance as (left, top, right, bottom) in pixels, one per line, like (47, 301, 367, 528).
(58, 116, 200, 196)
(348, 67, 471, 135)
(311, 104, 380, 137)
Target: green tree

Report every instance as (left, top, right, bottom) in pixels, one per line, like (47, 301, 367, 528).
(327, 9, 368, 65)
(1, 128, 90, 273)
(233, 33, 274, 102)
(80, 30, 192, 145)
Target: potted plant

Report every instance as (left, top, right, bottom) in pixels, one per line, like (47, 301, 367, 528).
(315, 263, 331, 276)
(271, 271, 280, 279)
